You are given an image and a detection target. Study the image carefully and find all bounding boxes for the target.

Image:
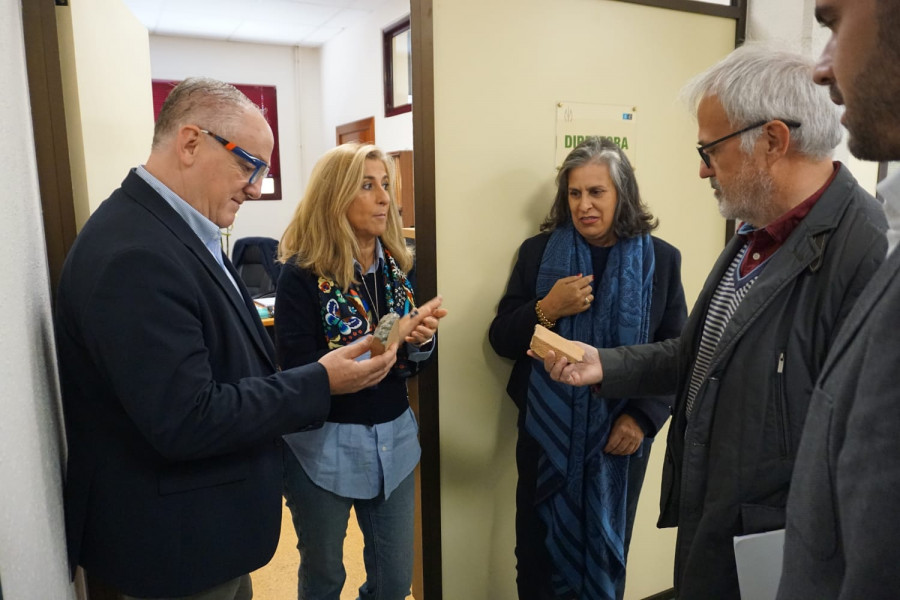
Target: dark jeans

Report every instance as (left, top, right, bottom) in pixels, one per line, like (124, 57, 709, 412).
(515, 425, 653, 600)
(282, 446, 415, 600)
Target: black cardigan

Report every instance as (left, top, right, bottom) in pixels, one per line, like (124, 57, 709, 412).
(275, 260, 411, 425)
(488, 232, 688, 435)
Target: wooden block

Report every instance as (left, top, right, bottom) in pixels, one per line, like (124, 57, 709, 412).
(529, 324, 584, 364)
(370, 312, 401, 356)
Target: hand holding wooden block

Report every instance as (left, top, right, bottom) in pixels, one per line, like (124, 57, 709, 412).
(529, 324, 585, 364)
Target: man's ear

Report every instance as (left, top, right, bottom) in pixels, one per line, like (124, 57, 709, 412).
(175, 125, 202, 167)
(763, 120, 793, 162)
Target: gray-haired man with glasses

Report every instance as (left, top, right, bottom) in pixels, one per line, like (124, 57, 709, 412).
(532, 44, 887, 599)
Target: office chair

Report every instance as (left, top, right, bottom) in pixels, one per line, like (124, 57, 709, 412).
(232, 237, 281, 298)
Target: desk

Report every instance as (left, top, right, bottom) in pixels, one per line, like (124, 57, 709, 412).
(261, 317, 275, 345)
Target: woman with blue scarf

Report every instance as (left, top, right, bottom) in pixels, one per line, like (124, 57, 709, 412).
(489, 137, 687, 600)
(275, 143, 446, 600)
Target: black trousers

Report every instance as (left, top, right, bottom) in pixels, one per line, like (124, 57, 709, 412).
(515, 424, 653, 600)
(121, 575, 252, 600)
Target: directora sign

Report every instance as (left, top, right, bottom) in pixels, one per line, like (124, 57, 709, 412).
(555, 102, 638, 170)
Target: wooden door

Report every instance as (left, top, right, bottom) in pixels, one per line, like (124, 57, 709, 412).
(389, 150, 415, 229)
(336, 116, 375, 145)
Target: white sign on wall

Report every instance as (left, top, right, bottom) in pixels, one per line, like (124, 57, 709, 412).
(556, 102, 638, 170)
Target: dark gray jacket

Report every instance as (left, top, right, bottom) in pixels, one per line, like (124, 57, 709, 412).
(778, 212, 900, 600)
(598, 165, 887, 599)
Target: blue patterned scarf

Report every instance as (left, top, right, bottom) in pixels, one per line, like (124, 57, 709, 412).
(526, 225, 654, 599)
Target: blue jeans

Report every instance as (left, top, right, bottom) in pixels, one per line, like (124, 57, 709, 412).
(283, 448, 415, 600)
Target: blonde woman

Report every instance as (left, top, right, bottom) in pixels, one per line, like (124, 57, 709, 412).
(276, 143, 446, 600)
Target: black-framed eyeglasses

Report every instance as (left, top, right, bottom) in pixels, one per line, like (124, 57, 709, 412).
(200, 129, 270, 185)
(697, 119, 801, 169)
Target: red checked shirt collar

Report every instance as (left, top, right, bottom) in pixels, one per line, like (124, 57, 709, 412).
(736, 162, 839, 277)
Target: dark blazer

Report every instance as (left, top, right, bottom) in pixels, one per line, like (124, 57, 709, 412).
(488, 232, 687, 433)
(778, 238, 900, 599)
(54, 170, 331, 597)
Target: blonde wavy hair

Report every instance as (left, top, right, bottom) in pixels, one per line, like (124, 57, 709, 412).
(279, 143, 412, 291)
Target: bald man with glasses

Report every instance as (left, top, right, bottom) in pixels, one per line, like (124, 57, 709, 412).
(533, 45, 887, 599)
(55, 77, 440, 600)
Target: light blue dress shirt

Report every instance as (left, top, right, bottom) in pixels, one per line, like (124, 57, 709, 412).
(134, 166, 239, 292)
(287, 239, 433, 500)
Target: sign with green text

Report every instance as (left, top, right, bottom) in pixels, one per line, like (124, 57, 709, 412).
(556, 102, 637, 170)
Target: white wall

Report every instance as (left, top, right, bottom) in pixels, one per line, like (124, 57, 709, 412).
(0, 4, 76, 599)
(430, 1, 735, 597)
(747, 0, 880, 193)
(320, 0, 413, 153)
(148, 36, 326, 247)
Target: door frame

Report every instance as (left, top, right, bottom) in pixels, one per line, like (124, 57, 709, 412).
(22, 0, 76, 298)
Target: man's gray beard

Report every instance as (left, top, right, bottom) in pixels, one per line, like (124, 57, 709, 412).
(714, 165, 775, 227)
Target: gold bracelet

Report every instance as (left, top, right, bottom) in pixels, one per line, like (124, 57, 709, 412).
(535, 300, 556, 329)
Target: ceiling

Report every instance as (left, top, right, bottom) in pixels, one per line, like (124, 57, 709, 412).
(121, 0, 397, 47)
